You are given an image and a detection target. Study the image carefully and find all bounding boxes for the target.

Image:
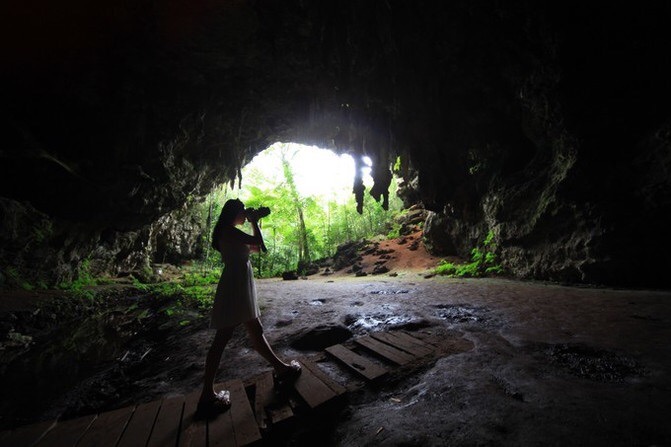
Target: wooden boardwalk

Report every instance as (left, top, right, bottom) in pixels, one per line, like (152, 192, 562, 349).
(0, 329, 470, 447)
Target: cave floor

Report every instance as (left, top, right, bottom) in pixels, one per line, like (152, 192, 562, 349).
(3, 274, 671, 446)
(229, 275, 671, 446)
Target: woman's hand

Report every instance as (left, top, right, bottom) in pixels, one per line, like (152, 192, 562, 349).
(244, 211, 258, 224)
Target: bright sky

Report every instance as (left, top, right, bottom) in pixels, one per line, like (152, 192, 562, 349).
(239, 142, 373, 203)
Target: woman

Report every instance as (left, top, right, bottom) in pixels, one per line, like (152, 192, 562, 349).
(198, 198, 300, 414)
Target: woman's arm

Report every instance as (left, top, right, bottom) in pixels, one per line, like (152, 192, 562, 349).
(225, 221, 264, 248)
(247, 217, 265, 252)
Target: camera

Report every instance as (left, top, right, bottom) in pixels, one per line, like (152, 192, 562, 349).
(245, 206, 271, 221)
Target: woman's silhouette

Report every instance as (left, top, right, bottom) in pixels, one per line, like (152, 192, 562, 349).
(198, 198, 300, 414)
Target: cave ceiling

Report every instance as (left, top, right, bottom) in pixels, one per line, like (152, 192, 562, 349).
(2, 1, 671, 287)
(1, 1, 564, 224)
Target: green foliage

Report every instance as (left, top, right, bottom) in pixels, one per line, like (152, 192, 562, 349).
(182, 269, 220, 286)
(133, 273, 214, 311)
(57, 259, 100, 299)
(196, 144, 404, 277)
(386, 222, 402, 240)
(435, 230, 503, 278)
(393, 155, 402, 173)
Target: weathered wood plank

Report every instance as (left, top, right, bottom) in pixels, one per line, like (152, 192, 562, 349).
(371, 331, 434, 357)
(35, 414, 96, 447)
(396, 331, 439, 350)
(267, 405, 293, 425)
(77, 405, 135, 447)
(401, 330, 474, 355)
(228, 378, 262, 446)
(299, 357, 347, 395)
(179, 390, 207, 447)
(116, 399, 161, 447)
(147, 395, 185, 447)
(252, 371, 293, 427)
(325, 344, 387, 381)
(0, 419, 55, 447)
(291, 360, 339, 408)
(400, 330, 440, 347)
(208, 382, 235, 447)
(253, 371, 273, 430)
(355, 335, 416, 365)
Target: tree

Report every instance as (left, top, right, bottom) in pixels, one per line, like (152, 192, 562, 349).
(279, 145, 311, 269)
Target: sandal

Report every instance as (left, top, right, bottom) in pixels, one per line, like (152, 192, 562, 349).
(195, 390, 231, 419)
(274, 360, 302, 385)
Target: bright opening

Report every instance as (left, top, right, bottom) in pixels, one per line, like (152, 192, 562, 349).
(238, 142, 374, 204)
(201, 142, 403, 277)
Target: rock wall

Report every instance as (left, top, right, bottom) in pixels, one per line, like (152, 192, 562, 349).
(0, 197, 204, 286)
(2, 1, 670, 287)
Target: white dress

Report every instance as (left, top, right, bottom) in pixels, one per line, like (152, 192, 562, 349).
(210, 226, 261, 328)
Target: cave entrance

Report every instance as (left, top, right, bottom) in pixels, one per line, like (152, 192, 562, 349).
(202, 142, 403, 277)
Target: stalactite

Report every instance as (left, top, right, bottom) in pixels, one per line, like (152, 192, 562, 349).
(368, 121, 393, 210)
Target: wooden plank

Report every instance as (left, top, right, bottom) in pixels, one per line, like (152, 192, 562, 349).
(35, 414, 96, 447)
(0, 419, 55, 447)
(147, 396, 185, 447)
(253, 371, 274, 430)
(371, 331, 433, 357)
(77, 406, 135, 447)
(299, 358, 347, 395)
(179, 390, 207, 447)
(325, 344, 387, 381)
(228, 379, 262, 446)
(251, 371, 293, 427)
(291, 360, 339, 409)
(116, 399, 161, 447)
(400, 330, 440, 347)
(395, 331, 438, 351)
(268, 405, 293, 425)
(355, 335, 416, 365)
(400, 330, 474, 355)
(208, 382, 235, 447)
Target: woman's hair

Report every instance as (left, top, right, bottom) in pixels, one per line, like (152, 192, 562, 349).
(211, 198, 244, 251)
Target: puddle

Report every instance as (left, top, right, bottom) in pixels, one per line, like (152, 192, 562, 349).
(545, 344, 644, 382)
(344, 313, 418, 330)
(310, 299, 326, 306)
(434, 304, 487, 323)
(369, 290, 410, 295)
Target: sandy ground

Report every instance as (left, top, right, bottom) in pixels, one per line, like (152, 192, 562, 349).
(2, 233, 671, 445)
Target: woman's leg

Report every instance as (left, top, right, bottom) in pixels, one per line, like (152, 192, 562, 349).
(245, 318, 294, 372)
(200, 327, 235, 402)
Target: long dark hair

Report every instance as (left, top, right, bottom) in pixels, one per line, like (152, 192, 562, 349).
(211, 198, 244, 251)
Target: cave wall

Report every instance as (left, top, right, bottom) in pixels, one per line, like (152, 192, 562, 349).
(0, 197, 203, 286)
(1, 1, 670, 287)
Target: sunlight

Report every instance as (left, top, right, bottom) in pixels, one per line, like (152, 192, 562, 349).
(239, 142, 374, 203)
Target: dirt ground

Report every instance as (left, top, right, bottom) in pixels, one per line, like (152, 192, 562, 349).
(2, 234, 671, 445)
